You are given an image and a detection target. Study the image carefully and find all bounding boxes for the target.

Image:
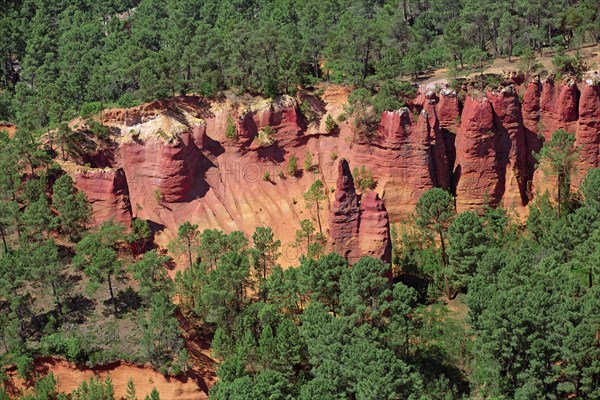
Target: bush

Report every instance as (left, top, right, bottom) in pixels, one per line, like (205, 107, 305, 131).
(225, 115, 237, 142)
(263, 78, 279, 98)
(551, 47, 585, 79)
(483, 74, 504, 90)
(286, 155, 299, 176)
(87, 120, 110, 140)
(353, 165, 376, 192)
(41, 332, 92, 363)
(262, 171, 271, 181)
(80, 102, 104, 118)
(116, 93, 139, 109)
(300, 102, 317, 124)
(257, 126, 275, 146)
(325, 114, 337, 133)
(15, 353, 34, 379)
(372, 81, 417, 114)
(347, 88, 378, 137)
(197, 70, 222, 98)
(304, 152, 313, 172)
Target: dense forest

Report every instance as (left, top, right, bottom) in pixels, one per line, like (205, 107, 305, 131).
(1, 0, 600, 130)
(1, 0, 600, 399)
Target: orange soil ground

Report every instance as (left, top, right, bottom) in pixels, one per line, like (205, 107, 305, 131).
(4, 313, 216, 399)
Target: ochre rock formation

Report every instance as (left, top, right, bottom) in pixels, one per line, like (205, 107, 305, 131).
(353, 108, 448, 220)
(65, 77, 600, 267)
(522, 78, 542, 181)
(539, 79, 579, 141)
(575, 76, 600, 184)
(357, 191, 391, 263)
(72, 167, 132, 227)
(329, 159, 360, 262)
(455, 95, 502, 211)
(328, 160, 391, 264)
(487, 86, 528, 209)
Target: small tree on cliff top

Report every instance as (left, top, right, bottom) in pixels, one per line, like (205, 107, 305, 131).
(534, 129, 579, 218)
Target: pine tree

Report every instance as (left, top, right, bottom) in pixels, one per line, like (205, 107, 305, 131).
(534, 129, 579, 217)
(125, 378, 136, 400)
(415, 188, 455, 299)
(145, 388, 160, 400)
(52, 174, 92, 240)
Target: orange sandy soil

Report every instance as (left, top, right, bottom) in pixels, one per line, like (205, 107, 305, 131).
(4, 357, 209, 400)
(0, 122, 16, 138)
(3, 313, 216, 400)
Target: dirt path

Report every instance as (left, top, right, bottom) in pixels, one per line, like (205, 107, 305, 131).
(420, 43, 600, 87)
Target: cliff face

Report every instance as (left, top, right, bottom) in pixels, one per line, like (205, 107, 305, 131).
(66, 77, 600, 266)
(72, 167, 132, 227)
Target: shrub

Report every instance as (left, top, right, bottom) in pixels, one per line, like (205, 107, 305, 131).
(80, 102, 104, 118)
(225, 115, 237, 142)
(330, 151, 338, 161)
(372, 81, 417, 114)
(304, 152, 314, 172)
(154, 189, 165, 205)
(15, 354, 33, 379)
(325, 114, 337, 133)
(41, 332, 91, 363)
(286, 155, 299, 176)
(519, 47, 543, 76)
(337, 113, 347, 122)
(552, 47, 585, 79)
(87, 120, 110, 140)
(263, 78, 279, 98)
(347, 88, 378, 137)
(257, 126, 275, 147)
(262, 171, 271, 181)
(299, 101, 317, 123)
(353, 165, 376, 192)
(116, 92, 139, 109)
(483, 74, 504, 90)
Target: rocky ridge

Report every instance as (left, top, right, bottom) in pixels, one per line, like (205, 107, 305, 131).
(66, 75, 600, 265)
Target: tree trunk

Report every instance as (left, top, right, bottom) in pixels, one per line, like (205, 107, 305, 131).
(108, 273, 118, 314)
(557, 173, 563, 218)
(439, 231, 451, 299)
(187, 240, 193, 269)
(0, 226, 7, 254)
(315, 200, 322, 234)
(51, 281, 63, 316)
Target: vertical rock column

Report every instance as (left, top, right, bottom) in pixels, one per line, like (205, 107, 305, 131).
(357, 191, 391, 264)
(575, 76, 600, 185)
(329, 159, 361, 263)
(488, 86, 528, 208)
(455, 95, 502, 211)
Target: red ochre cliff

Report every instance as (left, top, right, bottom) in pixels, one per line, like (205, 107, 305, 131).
(64, 76, 600, 266)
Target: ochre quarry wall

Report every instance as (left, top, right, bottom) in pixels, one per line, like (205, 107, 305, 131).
(66, 76, 600, 266)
